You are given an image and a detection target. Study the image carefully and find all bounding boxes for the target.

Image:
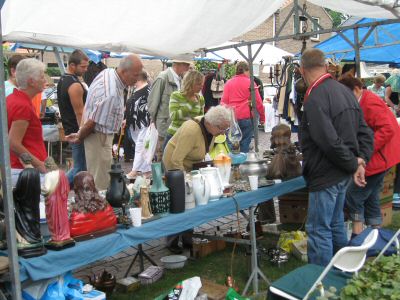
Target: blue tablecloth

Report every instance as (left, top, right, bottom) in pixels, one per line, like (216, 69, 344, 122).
(14, 176, 305, 282)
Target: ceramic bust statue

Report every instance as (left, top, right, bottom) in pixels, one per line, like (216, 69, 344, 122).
(69, 171, 117, 241)
(270, 124, 291, 150)
(42, 157, 75, 250)
(13, 153, 47, 258)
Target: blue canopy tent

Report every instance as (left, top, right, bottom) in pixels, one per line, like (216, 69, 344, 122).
(314, 18, 400, 65)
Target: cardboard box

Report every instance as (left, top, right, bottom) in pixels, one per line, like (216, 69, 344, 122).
(199, 279, 228, 300)
(192, 239, 226, 258)
(115, 277, 140, 293)
(381, 202, 393, 227)
(379, 177, 394, 201)
(279, 199, 308, 224)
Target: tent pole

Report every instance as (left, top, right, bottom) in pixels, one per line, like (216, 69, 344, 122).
(0, 14, 23, 300)
(246, 45, 259, 153)
(354, 28, 361, 78)
(53, 47, 66, 75)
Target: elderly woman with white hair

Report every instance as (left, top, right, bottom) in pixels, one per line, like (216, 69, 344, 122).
(163, 105, 231, 172)
(7, 58, 47, 173)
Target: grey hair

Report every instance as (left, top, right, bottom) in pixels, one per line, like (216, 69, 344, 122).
(300, 48, 326, 70)
(204, 105, 231, 127)
(15, 58, 45, 89)
(118, 54, 137, 71)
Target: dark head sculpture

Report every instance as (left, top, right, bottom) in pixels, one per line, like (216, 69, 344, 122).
(73, 171, 108, 213)
(270, 124, 291, 150)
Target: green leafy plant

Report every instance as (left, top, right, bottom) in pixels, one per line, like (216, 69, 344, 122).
(340, 255, 400, 300)
(194, 61, 236, 80)
(316, 255, 400, 299)
(46, 67, 61, 77)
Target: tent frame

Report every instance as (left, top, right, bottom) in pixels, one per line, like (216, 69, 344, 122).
(204, 2, 400, 156)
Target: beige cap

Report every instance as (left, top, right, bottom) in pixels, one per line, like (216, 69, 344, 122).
(172, 59, 192, 65)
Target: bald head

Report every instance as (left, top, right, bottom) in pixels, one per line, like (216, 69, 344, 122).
(300, 48, 328, 85)
(117, 54, 144, 86)
(300, 48, 326, 70)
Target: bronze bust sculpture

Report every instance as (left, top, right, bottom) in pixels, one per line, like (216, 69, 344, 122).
(14, 153, 47, 258)
(69, 171, 117, 241)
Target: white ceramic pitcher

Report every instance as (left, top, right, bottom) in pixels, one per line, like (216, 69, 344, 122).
(199, 165, 224, 201)
(191, 171, 210, 206)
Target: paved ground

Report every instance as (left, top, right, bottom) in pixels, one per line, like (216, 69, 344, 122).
(69, 128, 299, 282)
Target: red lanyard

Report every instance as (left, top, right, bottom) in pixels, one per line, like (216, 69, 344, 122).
(304, 73, 333, 103)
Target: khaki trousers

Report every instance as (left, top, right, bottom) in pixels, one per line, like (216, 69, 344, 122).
(84, 131, 114, 190)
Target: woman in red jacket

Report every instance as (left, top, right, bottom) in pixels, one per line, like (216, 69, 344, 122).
(339, 75, 400, 237)
(221, 61, 265, 153)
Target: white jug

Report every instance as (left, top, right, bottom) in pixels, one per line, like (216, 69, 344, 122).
(191, 171, 210, 206)
(185, 175, 196, 210)
(199, 165, 224, 201)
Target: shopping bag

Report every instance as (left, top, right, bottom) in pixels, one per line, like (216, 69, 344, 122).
(143, 123, 159, 164)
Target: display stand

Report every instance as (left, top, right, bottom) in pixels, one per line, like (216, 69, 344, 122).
(124, 244, 158, 277)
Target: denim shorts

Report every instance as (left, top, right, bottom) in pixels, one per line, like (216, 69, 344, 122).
(346, 171, 385, 226)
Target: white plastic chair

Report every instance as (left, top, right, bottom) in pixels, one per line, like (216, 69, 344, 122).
(269, 229, 379, 300)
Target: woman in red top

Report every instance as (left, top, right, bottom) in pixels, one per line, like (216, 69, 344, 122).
(339, 75, 400, 236)
(221, 61, 265, 152)
(7, 58, 47, 173)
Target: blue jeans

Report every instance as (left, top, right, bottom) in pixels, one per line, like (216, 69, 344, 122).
(162, 133, 173, 151)
(346, 171, 385, 226)
(228, 118, 254, 153)
(66, 142, 87, 186)
(306, 178, 350, 266)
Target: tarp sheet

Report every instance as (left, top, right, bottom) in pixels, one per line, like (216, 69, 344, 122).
(314, 18, 400, 64)
(2, 0, 400, 58)
(7, 177, 306, 282)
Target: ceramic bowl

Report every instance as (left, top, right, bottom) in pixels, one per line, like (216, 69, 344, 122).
(160, 255, 187, 269)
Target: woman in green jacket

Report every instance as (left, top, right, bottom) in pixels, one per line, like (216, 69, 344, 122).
(163, 70, 205, 149)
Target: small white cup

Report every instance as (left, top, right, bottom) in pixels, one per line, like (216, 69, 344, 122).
(129, 207, 142, 227)
(248, 175, 259, 191)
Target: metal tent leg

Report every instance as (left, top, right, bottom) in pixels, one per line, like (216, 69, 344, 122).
(124, 244, 158, 277)
(242, 206, 270, 296)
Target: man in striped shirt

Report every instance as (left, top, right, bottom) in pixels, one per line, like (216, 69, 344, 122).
(65, 54, 143, 190)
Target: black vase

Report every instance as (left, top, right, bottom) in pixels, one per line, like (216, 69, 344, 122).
(106, 163, 130, 208)
(165, 169, 185, 213)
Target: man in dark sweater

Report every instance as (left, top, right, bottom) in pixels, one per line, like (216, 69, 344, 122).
(57, 50, 89, 186)
(299, 49, 373, 266)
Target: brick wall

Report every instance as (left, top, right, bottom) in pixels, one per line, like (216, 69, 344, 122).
(276, 0, 333, 54)
(234, 0, 333, 54)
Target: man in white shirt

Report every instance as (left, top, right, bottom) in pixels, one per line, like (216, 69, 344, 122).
(66, 54, 143, 190)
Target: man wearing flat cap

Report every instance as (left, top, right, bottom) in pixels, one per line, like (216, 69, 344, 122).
(148, 60, 191, 161)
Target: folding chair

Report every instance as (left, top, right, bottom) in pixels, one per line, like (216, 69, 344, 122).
(372, 228, 400, 263)
(269, 229, 379, 300)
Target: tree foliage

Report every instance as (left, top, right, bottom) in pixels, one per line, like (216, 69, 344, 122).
(325, 8, 348, 28)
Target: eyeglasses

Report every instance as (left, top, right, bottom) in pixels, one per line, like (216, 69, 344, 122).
(216, 124, 230, 132)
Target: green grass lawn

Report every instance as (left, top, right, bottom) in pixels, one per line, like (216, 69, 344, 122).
(110, 210, 400, 300)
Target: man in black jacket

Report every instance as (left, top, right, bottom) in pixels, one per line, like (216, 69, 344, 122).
(299, 49, 373, 266)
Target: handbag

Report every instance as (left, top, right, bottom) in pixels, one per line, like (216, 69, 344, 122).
(210, 75, 224, 99)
